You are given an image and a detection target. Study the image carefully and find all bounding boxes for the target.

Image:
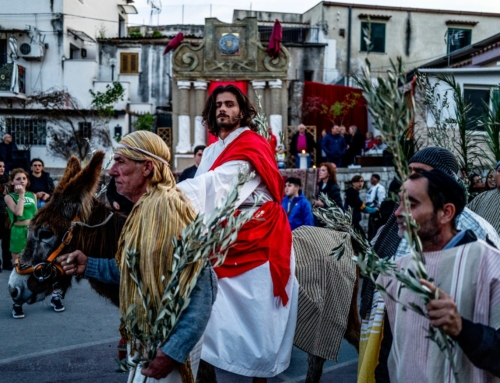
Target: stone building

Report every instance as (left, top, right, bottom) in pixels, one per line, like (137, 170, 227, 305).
(170, 17, 291, 170)
(234, 2, 500, 84)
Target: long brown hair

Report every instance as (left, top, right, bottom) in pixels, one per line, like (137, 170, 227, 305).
(8, 168, 30, 193)
(319, 162, 338, 185)
(201, 85, 257, 136)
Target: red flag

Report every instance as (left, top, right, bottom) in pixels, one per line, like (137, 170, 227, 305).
(163, 32, 184, 55)
(266, 19, 282, 59)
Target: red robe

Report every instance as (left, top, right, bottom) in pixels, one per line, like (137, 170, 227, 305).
(209, 130, 292, 305)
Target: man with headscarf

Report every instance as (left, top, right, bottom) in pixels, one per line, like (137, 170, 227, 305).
(358, 147, 500, 383)
(59, 131, 216, 383)
(376, 170, 500, 381)
(177, 85, 298, 382)
(467, 161, 500, 234)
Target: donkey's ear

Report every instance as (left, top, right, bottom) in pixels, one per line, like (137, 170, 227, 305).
(59, 151, 105, 203)
(55, 156, 82, 191)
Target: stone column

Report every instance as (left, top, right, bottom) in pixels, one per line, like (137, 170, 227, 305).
(193, 80, 208, 148)
(268, 79, 283, 143)
(251, 80, 266, 110)
(176, 80, 192, 154)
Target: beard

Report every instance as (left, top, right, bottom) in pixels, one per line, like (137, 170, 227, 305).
(397, 212, 441, 248)
(213, 114, 240, 135)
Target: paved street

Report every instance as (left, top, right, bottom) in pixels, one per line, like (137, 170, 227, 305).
(0, 271, 357, 383)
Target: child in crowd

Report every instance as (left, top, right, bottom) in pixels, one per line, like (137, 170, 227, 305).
(5, 169, 64, 318)
(276, 145, 287, 169)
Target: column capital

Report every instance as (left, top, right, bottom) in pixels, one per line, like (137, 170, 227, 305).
(268, 79, 282, 89)
(193, 80, 208, 90)
(177, 80, 191, 90)
(251, 80, 266, 90)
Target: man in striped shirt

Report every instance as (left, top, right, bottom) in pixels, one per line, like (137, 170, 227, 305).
(467, 161, 500, 234)
(376, 170, 500, 382)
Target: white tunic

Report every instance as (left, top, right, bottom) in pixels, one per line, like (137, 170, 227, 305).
(177, 127, 299, 377)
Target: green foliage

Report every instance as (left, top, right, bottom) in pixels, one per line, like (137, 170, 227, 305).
(132, 113, 156, 132)
(129, 31, 143, 38)
(418, 73, 487, 175)
(352, 57, 459, 379)
(253, 94, 270, 140)
(152, 30, 162, 38)
(89, 82, 125, 119)
(478, 88, 500, 166)
(320, 92, 361, 126)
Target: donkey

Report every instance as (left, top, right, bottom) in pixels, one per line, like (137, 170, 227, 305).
(8, 151, 359, 383)
(8, 151, 126, 307)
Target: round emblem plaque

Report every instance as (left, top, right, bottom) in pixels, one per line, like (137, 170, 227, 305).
(218, 34, 239, 55)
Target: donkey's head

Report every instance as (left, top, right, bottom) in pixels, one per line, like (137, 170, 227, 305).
(8, 151, 105, 305)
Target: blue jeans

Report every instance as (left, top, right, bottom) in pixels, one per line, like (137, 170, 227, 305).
(37, 200, 46, 209)
(295, 154, 311, 169)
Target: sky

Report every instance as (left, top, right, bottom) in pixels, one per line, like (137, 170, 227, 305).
(128, 0, 500, 26)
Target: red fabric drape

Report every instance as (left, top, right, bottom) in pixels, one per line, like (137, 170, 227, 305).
(163, 32, 184, 55)
(266, 19, 282, 59)
(206, 81, 249, 145)
(209, 130, 292, 306)
(302, 81, 368, 141)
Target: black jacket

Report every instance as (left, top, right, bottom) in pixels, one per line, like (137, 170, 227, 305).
(28, 171, 55, 195)
(179, 164, 198, 182)
(344, 187, 363, 225)
(290, 132, 316, 156)
(316, 181, 343, 209)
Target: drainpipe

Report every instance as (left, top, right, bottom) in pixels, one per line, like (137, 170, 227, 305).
(346, 6, 352, 86)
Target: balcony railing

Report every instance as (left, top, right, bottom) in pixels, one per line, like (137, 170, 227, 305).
(258, 26, 321, 44)
(0, 63, 26, 96)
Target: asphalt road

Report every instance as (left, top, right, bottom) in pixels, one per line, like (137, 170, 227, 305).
(0, 270, 358, 383)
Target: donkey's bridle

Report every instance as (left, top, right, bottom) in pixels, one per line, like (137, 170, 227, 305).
(15, 212, 114, 282)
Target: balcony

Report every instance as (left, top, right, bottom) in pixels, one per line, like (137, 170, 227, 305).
(0, 63, 27, 99)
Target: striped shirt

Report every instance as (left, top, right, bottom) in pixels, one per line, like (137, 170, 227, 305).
(467, 189, 500, 234)
(378, 240, 500, 383)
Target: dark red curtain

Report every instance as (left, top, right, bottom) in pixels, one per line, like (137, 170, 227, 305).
(301, 81, 368, 141)
(206, 81, 248, 144)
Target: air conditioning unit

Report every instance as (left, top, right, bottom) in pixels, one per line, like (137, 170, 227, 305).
(19, 42, 44, 60)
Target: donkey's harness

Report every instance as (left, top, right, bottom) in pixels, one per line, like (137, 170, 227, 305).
(14, 212, 114, 282)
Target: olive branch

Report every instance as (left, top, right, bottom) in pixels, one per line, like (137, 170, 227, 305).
(118, 170, 258, 372)
(315, 57, 458, 379)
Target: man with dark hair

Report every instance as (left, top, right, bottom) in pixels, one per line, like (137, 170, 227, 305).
(0, 134, 18, 175)
(27, 158, 55, 209)
(358, 147, 500, 382)
(282, 177, 314, 230)
(178, 85, 298, 382)
(375, 169, 500, 382)
(321, 124, 346, 166)
(178, 145, 205, 182)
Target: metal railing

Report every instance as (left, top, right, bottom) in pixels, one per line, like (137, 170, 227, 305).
(258, 26, 321, 44)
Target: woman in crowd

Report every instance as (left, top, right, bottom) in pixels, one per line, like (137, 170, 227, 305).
(5, 169, 65, 318)
(344, 175, 377, 236)
(0, 161, 10, 271)
(312, 162, 343, 210)
(485, 168, 496, 191)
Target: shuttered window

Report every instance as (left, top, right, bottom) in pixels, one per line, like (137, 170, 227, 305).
(120, 52, 139, 74)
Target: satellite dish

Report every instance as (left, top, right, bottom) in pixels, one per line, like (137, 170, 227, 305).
(9, 36, 19, 60)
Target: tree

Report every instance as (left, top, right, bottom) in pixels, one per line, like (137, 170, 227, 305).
(24, 82, 124, 161)
(132, 112, 155, 132)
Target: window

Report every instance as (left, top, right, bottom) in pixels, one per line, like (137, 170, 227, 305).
(447, 28, 472, 53)
(464, 87, 490, 130)
(120, 52, 139, 74)
(360, 22, 386, 53)
(304, 70, 314, 81)
(78, 121, 92, 139)
(6, 118, 47, 146)
(0, 39, 6, 65)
